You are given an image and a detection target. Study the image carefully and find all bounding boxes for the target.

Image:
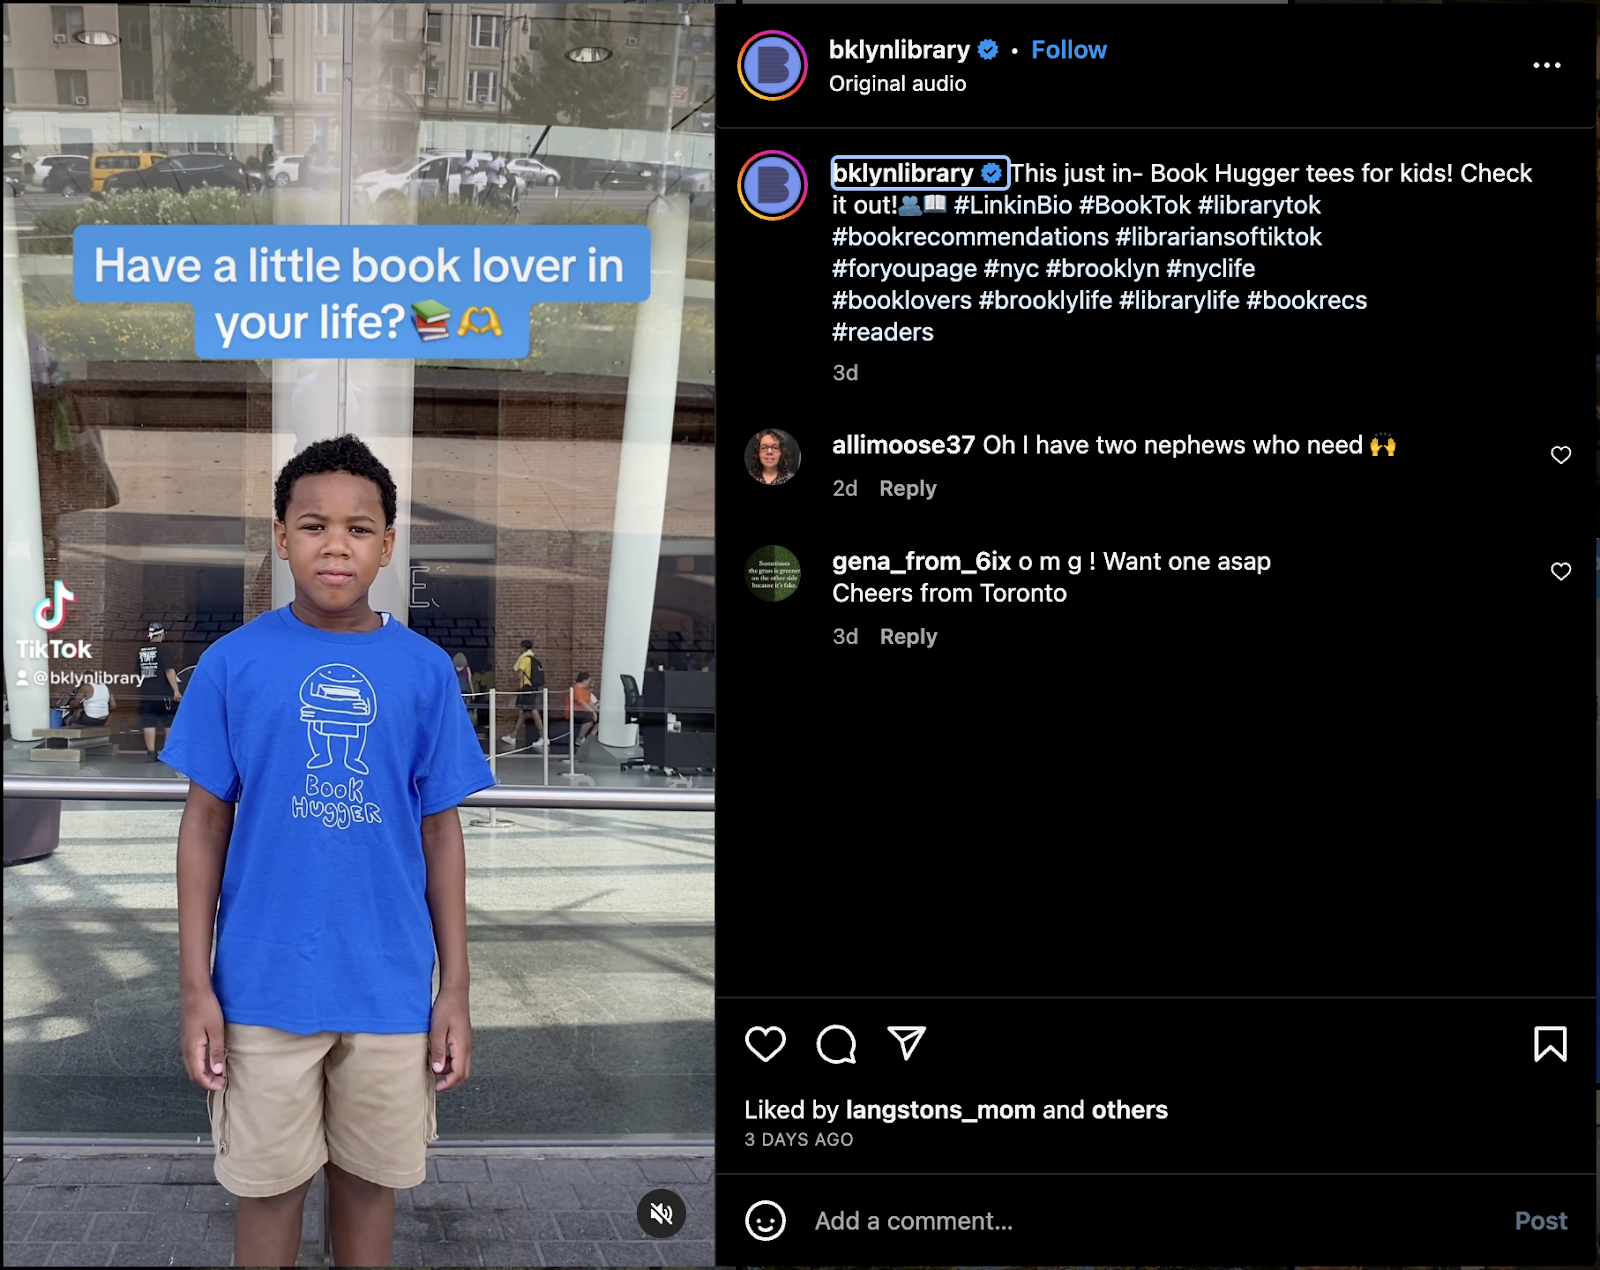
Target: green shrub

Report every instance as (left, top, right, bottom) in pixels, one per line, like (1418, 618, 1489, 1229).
(28, 300, 201, 363)
(22, 187, 275, 254)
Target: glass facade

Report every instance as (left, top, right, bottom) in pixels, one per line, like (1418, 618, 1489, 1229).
(2, 2, 715, 1140)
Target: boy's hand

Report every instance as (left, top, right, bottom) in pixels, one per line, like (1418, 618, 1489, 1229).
(429, 987, 472, 1092)
(180, 987, 226, 1092)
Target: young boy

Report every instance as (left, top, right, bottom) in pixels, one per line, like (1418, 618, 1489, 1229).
(165, 435, 494, 1267)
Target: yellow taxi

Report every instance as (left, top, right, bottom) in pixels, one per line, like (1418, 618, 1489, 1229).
(88, 151, 166, 194)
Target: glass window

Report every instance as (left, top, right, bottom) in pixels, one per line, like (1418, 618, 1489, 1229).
(470, 13, 502, 49)
(392, 6, 407, 40)
(126, 17, 149, 48)
(54, 68, 87, 105)
(3, 5, 9, 42)
(466, 68, 497, 105)
(50, 5, 83, 40)
(6, 3, 719, 1144)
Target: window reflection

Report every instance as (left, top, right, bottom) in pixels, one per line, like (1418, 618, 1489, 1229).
(4, 4, 717, 789)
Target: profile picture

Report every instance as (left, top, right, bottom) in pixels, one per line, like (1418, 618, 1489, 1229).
(747, 428, 799, 486)
(744, 545, 800, 601)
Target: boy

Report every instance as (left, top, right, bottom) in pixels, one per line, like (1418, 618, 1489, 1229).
(165, 435, 494, 1267)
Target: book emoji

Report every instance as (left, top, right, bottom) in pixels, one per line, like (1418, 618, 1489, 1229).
(412, 299, 450, 341)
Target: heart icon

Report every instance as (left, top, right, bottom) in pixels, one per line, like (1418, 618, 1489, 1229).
(1551, 446, 1571, 464)
(456, 306, 503, 336)
(745, 1026, 786, 1062)
(1551, 562, 1572, 581)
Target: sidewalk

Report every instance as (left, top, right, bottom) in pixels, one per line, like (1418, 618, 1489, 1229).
(3, 1147, 716, 1267)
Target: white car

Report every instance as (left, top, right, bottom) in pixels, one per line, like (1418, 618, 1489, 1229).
(505, 157, 560, 187)
(354, 155, 466, 206)
(270, 154, 305, 187)
(26, 154, 83, 189)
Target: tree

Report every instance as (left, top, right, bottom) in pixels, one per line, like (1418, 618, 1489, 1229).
(501, 9, 641, 130)
(166, 8, 271, 117)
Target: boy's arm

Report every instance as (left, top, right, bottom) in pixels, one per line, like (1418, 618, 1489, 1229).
(165, 666, 183, 699)
(176, 783, 234, 1091)
(423, 807, 472, 1091)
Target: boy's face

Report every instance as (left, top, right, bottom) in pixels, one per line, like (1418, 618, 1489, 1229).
(274, 470, 394, 619)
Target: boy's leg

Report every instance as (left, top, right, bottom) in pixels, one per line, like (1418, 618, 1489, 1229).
(324, 1032, 437, 1264)
(234, 1172, 316, 1265)
(208, 1024, 335, 1266)
(325, 1161, 395, 1266)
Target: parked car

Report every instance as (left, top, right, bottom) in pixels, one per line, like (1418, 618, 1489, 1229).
(270, 153, 305, 187)
(354, 155, 465, 207)
(505, 157, 560, 187)
(423, 151, 528, 198)
(102, 153, 261, 197)
(88, 151, 166, 194)
(579, 159, 657, 191)
(662, 165, 713, 194)
(302, 155, 341, 189)
(25, 153, 86, 189)
(3, 174, 21, 197)
(41, 155, 91, 194)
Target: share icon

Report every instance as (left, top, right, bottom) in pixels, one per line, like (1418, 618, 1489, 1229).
(887, 1025, 926, 1060)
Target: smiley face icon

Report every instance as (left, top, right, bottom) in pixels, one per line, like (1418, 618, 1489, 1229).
(744, 1199, 786, 1242)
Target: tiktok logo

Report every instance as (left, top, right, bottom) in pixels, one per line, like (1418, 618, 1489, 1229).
(33, 580, 76, 632)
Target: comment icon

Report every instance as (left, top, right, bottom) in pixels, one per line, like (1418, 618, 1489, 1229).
(816, 1024, 857, 1064)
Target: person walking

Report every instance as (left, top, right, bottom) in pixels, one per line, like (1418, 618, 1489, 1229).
(503, 639, 548, 750)
(136, 622, 182, 760)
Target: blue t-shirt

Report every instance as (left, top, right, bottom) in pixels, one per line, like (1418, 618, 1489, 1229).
(162, 605, 495, 1035)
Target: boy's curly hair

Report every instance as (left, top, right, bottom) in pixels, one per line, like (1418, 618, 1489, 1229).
(273, 434, 397, 528)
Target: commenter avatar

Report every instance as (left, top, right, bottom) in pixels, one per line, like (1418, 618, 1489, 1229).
(748, 428, 799, 485)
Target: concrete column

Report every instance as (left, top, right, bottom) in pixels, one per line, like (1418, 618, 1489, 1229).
(269, 22, 414, 625)
(2, 180, 50, 740)
(597, 194, 689, 747)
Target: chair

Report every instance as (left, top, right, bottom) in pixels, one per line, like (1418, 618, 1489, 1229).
(618, 673, 659, 773)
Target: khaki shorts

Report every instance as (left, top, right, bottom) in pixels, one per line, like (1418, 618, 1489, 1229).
(208, 1024, 438, 1198)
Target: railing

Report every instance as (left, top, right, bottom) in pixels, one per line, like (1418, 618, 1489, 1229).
(3, 774, 712, 810)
